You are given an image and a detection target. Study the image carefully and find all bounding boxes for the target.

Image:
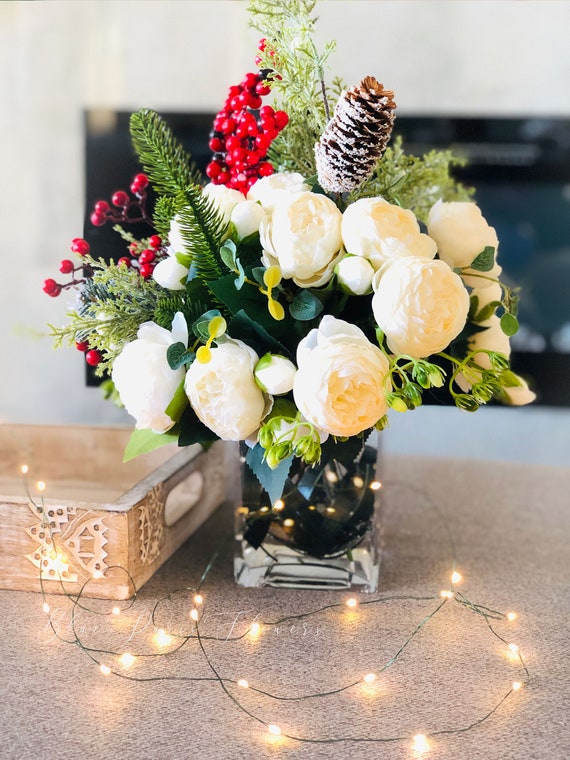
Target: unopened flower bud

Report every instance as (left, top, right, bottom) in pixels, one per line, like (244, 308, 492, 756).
(387, 394, 409, 413)
(254, 354, 297, 395)
(335, 255, 374, 295)
(455, 394, 480, 412)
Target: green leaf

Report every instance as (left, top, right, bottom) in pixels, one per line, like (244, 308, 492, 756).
(289, 289, 324, 321)
(167, 341, 195, 370)
(175, 252, 192, 268)
(123, 427, 179, 463)
(209, 276, 289, 338)
(470, 246, 496, 272)
(245, 444, 293, 505)
(500, 312, 519, 337)
(192, 309, 222, 340)
(468, 294, 479, 321)
(177, 405, 219, 447)
(165, 379, 188, 423)
(475, 300, 501, 323)
(228, 309, 292, 358)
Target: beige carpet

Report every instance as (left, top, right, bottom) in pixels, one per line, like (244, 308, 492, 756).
(1, 455, 569, 760)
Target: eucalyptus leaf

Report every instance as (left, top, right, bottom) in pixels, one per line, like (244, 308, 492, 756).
(470, 246, 496, 272)
(220, 240, 237, 270)
(289, 289, 324, 321)
(167, 342, 195, 370)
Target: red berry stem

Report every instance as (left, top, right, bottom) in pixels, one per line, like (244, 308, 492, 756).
(90, 173, 153, 227)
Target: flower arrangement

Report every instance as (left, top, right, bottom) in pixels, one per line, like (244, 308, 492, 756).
(45, 0, 534, 524)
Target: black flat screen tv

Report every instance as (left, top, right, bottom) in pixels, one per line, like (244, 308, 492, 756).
(84, 111, 570, 406)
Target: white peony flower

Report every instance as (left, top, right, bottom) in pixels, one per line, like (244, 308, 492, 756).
(184, 340, 267, 440)
(111, 313, 188, 433)
(202, 183, 244, 225)
(230, 200, 266, 239)
(504, 377, 536, 406)
(335, 255, 375, 295)
(153, 255, 188, 291)
(427, 200, 501, 288)
(247, 172, 310, 211)
(260, 191, 343, 288)
(372, 257, 470, 358)
(341, 197, 437, 270)
(254, 353, 297, 395)
(293, 315, 390, 437)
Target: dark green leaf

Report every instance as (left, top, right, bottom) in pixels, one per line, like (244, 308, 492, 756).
(209, 276, 289, 338)
(192, 309, 222, 340)
(468, 294, 479, 321)
(177, 405, 219, 447)
(500, 312, 519, 337)
(289, 289, 324, 321)
(470, 246, 496, 272)
(475, 300, 501, 323)
(245, 444, 293, 505)
(228, 310, 292, 358)
(219, 240, 237, 270)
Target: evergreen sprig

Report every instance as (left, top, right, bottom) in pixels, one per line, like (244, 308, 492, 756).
(176, 186, 229, 281)
(129, 109, 201, 197)
(153, 195, 182, 238)
(351, 136, 474, 222)
(248, 0, 336, 175)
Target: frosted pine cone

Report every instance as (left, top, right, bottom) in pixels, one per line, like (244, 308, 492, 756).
(315, 76, 396, 194)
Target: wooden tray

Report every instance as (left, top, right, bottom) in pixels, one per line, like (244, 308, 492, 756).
(0, 425, 237, 599)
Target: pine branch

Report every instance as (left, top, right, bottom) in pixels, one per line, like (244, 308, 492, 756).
(176, 186, 229, 281)
(129, 109, 201, 197)
(349, 137, 474, 223)
(153, 195, 182, 238)
(248, 0, 337, 176)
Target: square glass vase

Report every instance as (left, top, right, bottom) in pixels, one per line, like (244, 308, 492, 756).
(234, 443, 381, 591)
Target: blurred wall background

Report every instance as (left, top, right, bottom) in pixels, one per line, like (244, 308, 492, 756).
(1, 0, 569, 466)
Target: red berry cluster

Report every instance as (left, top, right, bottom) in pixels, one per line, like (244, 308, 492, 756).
(42, 238, 92, 298)
(206, 57, 288, 192)
(117, 234, 164, 279)
(90, 173, 152, 227)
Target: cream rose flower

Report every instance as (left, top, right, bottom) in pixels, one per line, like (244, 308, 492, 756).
(111, 313, 188, 433)
(230, 199, 266, 239)
(184, 340, 267, 440)
(341, 197, 436, 270)
(293, 316, 390, 437)
(202, 183, 244, 225)
(372, 257, 470, 358)
(247, 172, 310, 211)
(427, 200, 501, 288)
(260, 191, 343, 288)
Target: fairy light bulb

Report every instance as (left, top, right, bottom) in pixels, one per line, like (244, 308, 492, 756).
(283, 518, 294, 527)
(250, 622, 261, 636)
(346, 597, 358, 609)
(20, 464, 29, 475)
(42, 602, 50, 614)
(451, 570, 462, 585)
(440, 590, 454, 599)
(273, 499, 285, 511)
(512, 681, 522, 691)
(155, 628, 173, 648)
(36, 481, 46, 492)
(508, 643, 519, 654)
(194, 594, 203, 605)
(237, 678, 249, 689)
(190, 608, 199, 622)
(267, 724, 281, 736)
(352, 475, 364, 488)
(119, 653, 135, 668)
(112, 606, 121, 616)
(92, 569, 104, 579)
(99, 663, 111, 676)
(363, 673, 376, 683)
(370, 480, 382, 491)
(507, 612, 517, 622)
(412, 733, 429, 753)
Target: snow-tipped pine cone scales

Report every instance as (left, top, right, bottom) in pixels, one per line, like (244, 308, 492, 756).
(315, 76, 396, 194)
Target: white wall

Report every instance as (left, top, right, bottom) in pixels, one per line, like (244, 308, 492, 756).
(1, 1, 569, 465)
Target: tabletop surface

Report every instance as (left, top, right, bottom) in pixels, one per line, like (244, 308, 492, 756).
(1, 454, 569, 760)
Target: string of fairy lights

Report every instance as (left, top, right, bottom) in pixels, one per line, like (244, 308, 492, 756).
(20, 461, 530, 752)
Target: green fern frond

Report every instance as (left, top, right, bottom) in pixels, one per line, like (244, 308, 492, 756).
(129, 109, 201, 197)
(177, 185, 228, 281)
